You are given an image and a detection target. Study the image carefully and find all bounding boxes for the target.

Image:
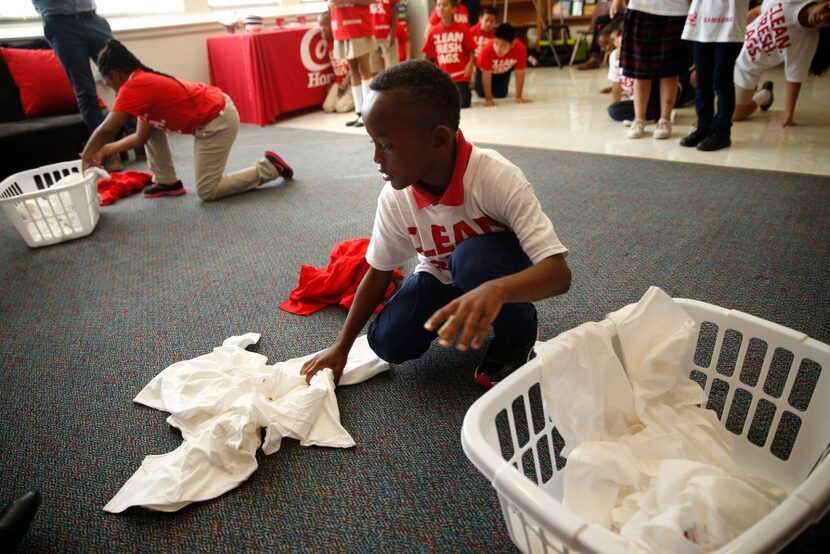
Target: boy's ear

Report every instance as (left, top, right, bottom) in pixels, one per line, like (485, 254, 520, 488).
(430, 125, 454, 152)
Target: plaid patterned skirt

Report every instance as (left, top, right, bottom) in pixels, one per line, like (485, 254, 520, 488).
(620, 9, 692, 79)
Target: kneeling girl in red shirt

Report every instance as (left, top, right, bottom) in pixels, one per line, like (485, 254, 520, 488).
(81, 40, 293, 201)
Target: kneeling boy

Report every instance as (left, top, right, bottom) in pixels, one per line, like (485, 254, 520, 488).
(302, 60, 570, 388)
(475, 23, 531, 106)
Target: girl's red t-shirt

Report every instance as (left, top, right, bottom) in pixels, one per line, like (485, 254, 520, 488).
(113, 70, 225, 135)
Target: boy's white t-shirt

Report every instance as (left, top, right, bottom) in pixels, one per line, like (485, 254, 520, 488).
(628, 0, 689, 17)
(366, 131, 568, 285)
(733, 0, 818, 88)
(682, 0, 751, 42)
(608, 49, 635, 98)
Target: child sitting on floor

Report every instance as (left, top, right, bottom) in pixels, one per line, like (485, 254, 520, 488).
(80, 40, 293, 201)
(422, 0, 478, 108)
(300, 60, 571, 389)
(475, 23, 531, 106)
(320, 10, 355, 114)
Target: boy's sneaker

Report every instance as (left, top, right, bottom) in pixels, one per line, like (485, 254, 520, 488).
(680, 127, 708, 147)
(653, 118, 672, 139)
(473, 327, 538, 389)
(265, 150, 294, 180)
(143, 180, 186, 198)
(759, 80, 774, 111)
(626, 119, 645, 139)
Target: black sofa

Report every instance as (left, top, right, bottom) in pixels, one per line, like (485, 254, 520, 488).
(0, 39, 90, 181)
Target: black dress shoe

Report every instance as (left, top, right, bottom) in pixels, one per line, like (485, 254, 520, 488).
(0, 490, 41, 548)
(679, 127, 708, 147)
(697, 132, 731, 152)
(345, 113, 362, 127)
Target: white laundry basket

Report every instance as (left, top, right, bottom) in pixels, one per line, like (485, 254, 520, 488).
(0, 160, 101, 248)
(461, 298, 830, 553)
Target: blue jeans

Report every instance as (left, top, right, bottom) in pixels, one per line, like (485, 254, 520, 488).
(367, 233, 537, 364)
(607, 81, 661, 122)
(692, 42, 743, 135)
(474, 68, 512, 99)
(42, 12, 113, 133)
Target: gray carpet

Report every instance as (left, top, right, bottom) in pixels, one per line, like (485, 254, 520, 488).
(1, 125, 828, 553)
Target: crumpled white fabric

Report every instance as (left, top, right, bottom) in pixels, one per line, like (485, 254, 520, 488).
(104, 334, 387, 513)
(538, 287, 786, 552)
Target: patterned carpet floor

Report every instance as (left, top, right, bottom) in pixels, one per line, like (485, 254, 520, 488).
(0, 126, 828, 552)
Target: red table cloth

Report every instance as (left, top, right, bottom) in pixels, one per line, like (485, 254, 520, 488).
(207, 26, 333, 125)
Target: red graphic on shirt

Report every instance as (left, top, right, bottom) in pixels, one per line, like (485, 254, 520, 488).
(406, 215, 504, 271)
(423, 23, 477, 81)
(687, 12, 697, 26)
(746, 2, 790, 58)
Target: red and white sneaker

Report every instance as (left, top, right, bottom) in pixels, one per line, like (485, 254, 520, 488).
(265, 150, 294, 180)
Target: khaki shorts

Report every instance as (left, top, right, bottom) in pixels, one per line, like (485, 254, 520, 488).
(334, 36, 377, 61)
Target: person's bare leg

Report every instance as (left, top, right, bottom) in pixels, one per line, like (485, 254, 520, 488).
(659, 76, 678, 121)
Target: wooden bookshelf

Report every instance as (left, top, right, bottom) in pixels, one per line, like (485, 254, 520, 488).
(486, 0, 591, 46)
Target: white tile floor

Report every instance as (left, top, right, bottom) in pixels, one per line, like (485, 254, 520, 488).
(277, 65, 830, 176)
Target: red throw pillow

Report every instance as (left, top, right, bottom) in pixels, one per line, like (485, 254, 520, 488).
(0, 47, 107, 118)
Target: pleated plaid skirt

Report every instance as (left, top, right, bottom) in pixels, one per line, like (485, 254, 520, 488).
(620, 9, 692, 79)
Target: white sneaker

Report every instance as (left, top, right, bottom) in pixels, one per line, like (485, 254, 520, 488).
(653, 118, 672, 140)
(626, 119, 646, 139)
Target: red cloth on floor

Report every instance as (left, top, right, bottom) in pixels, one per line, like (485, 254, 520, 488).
(280, 238, 404, 316)
(97, 171, 152, 205)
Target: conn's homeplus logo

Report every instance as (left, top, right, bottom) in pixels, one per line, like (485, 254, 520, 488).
(301, 28, 334, 88)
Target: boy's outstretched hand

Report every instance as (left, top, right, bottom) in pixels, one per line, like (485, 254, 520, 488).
(424, 281, 507, 352)
(301, 345, 349, 384)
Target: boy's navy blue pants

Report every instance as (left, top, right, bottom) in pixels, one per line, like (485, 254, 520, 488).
(367, 233, 537, 364)
(692, 42, 743, 135)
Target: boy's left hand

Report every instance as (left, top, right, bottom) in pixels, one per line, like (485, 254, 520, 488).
(424, 281, 507, 352)
(516, 97, 532, 104)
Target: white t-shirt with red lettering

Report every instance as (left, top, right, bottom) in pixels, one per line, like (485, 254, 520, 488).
(607, 49, 634, 98)
(331, 3, 374, 41)
(113, 69, 225, 135)
(429, 4, 470, 26)
(734, 0, 818, 88)
(682, 0, 750, 42)
(371, 0, 396, 40)
(476, 39, 527, 74)
(422, 22, 478, 82)
(470, 22, 495, 59)
(366, 131, 568, 285)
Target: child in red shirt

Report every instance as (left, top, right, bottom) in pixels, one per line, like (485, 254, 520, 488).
(470, 6, 497, 60)
(80, 40, 292, 201)
(320, 11, 355, 114)
(422, 0, 478, 108)
(396, 20, 412, 61)
(330, 0, 377, 127)
(475, 23, 531, 107)
(371, 0, 400, 68)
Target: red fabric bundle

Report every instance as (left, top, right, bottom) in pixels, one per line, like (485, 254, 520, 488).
(97, 171, 152, 206)
(280, 238, 404, 316)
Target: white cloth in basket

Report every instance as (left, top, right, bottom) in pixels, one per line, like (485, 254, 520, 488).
(538, 287, 785, 553)
(103, 334, 387, 513)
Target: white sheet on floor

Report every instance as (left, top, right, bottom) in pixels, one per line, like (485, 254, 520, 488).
(104, 334, 387, 513)
(538, 287, 785, 552)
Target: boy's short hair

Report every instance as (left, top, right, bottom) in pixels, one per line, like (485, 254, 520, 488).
(494, 23, 515, 43)
(480, 6, 497, 17)
(370, 59, 461, 131)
